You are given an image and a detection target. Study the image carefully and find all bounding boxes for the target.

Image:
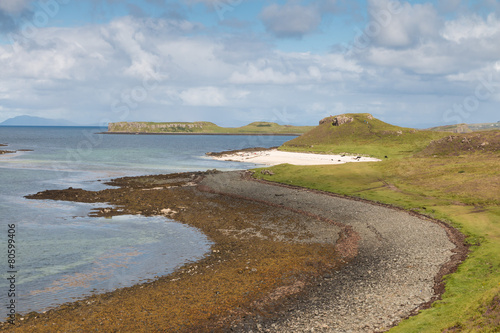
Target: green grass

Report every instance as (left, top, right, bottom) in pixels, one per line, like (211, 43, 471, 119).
(251, 118, 500, 331)
(107, 121, 314, 134)
(280, 113, 447, 159)
(254, 157, 500, 332)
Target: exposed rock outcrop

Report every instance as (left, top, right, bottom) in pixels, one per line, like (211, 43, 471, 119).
(319, 115, 355, 126)
(108, 122, 205, 132)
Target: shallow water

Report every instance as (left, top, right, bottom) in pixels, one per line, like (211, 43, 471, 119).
(0, 127, 291, 316)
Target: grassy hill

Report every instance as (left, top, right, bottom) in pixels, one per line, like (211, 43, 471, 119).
(280, 113, 447, 158)
(254, 114, 500, 332)
(107, 121, 314, 135)
(428, 122, 500, 133)
(417, 131, 500, 157)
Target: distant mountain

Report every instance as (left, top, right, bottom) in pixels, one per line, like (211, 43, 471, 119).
(0, 116, 77, 126)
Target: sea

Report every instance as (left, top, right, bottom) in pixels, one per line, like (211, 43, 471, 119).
(0, 126, 292, 318)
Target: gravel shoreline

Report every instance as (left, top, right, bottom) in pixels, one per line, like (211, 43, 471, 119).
(4, 170, 466, 332)
(201, 171, 466, 332)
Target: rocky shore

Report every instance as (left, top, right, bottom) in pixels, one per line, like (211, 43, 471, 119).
(202, 172, 467, 332)
(0, 143, 14, 155)
(2, 170, 466, 332)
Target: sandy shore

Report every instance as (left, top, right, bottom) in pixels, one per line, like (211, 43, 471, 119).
(210, 149, 381, 166)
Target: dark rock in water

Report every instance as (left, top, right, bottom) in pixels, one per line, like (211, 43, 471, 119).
(206, 146, 278, 157)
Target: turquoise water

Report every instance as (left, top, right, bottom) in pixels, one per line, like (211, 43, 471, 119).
(0, 127, 291, 316)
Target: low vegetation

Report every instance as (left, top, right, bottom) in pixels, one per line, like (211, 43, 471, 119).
(254, 115, 500, 332)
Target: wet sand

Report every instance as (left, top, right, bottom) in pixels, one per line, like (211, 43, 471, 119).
(1, 170, 466, 332)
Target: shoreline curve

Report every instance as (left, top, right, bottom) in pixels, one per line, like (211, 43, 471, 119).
(200, 171, 467, 332)
(3, 170, 467, 332)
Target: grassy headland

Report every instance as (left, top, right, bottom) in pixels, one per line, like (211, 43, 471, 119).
(107, 121, 314, 135)
(279, 113, 446, 159)
(255, 114, 500, 332)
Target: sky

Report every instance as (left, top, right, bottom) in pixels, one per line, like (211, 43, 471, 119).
(0, 0, 499, 128)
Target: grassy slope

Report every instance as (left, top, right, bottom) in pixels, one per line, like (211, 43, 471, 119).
(254, 123, 500, 332)
(429, 123, 500, 132)
(280, 113, 446, 159)
(108, 121, 314, 134)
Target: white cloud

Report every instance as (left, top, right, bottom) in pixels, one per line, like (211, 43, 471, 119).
(229, 64, 298, 84)
(358, 9, 500, 77)
(442, 13, 500, 42)
(0, 0, 32, 14)
(368, 0, 442, 48)
(260, 2, 321, 38)
(364, 46, 458, 75)
(179, 86, 227, 106)
(1, 5, 500, 128)
(438, 0, 462, 13)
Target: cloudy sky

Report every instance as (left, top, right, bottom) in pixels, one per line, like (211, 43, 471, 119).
(0, 0, 499, 127)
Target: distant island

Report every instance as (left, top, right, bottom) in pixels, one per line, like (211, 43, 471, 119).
(0, 115, 78, 127)
(105, 121, 315, 135)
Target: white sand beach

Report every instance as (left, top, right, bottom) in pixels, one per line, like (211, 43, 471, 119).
(211, 149, 381, 166)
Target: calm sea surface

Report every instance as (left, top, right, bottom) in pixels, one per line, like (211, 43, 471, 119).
(0, 126, 291, 317)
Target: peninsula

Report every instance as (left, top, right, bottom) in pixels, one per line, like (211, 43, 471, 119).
(105, 121, 314, 135)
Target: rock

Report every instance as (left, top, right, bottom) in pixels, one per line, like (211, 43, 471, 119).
(161, 208, 178, 216)
(332, 115, 354, 126)
(319, 115, 353, 126)
(261, 170, 275, 176)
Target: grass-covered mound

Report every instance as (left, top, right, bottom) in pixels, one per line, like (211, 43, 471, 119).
(236, 122, 315, 134)
(280, 113, 447, 158)
(427, 123, 473, 133)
